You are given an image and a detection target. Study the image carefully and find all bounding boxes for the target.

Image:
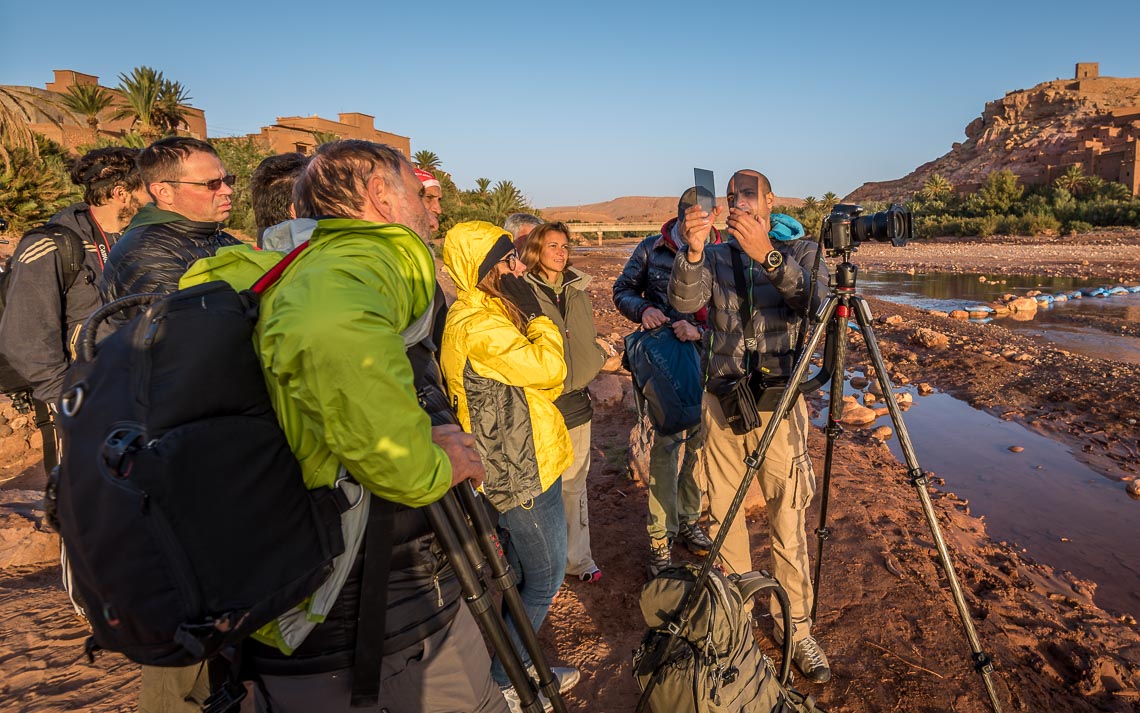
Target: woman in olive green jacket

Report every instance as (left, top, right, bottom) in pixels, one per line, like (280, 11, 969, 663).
(521, 222, 606, 582)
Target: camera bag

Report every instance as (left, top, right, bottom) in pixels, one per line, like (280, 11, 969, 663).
(633, 564, 821, 712)
(50, 243, 347, 668)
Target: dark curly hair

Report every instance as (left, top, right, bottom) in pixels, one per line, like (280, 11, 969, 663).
(69, 147, 144, 206)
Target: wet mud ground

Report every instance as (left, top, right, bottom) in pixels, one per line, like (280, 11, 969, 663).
(1, 233, 1138, 711)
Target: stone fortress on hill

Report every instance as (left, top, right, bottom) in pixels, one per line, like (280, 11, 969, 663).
(846, 63, 1140, 203)
(1, 69, 411, 157)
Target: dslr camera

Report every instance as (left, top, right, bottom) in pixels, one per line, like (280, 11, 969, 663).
(821, 204, 913, 251)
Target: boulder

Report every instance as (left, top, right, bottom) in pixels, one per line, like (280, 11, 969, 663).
(909, 328, 950, 350)
(601, 354, 624, 373)
(588, 374, 624, 410)
(895, 391, 913, 406)
(917, 383, 934, 395)
(0, 491, 58, 569)
(1007, 297, 1039, 313)
(949, 310, 970, 321)
(863, 392, 878, 405)
(839, 404, 879, 426)
(870, 426, 893, 441)
(1127, 480, 1140, 499)
(881, 315, 904, 325)
(849, 376, 869, 390)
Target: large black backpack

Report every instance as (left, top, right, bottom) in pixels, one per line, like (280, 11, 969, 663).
(0, 223, 88, 394)
(634, 565, 822, 713)
(51, 250, 346, 667)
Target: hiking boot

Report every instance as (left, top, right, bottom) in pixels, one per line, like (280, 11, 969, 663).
(787, 635, 831, 684)
(647, 538, 672, 578)
(500, 666, 580, 713)
(677, 521, 714, 556)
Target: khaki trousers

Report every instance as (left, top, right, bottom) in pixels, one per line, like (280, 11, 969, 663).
(701, 392, 817, 641)
(139, 664, 210, 713)
(562, 422, 597, 576)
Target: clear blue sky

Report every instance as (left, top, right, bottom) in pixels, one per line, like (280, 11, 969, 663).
(3, 1, 1139, 207)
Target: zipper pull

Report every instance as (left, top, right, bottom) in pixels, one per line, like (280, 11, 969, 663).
(433, 575, 443, 608)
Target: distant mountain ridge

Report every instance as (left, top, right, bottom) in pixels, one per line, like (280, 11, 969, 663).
(541, 194, 805, 224)
(845, 68, 1140, 203)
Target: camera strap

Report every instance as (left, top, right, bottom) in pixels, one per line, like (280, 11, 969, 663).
(730, 247, 757, 373)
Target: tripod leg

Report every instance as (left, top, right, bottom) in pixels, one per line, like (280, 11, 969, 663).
(424, 496, 545, 713)
(851, 296, 1004, 713)
(810, 302, 848, 622)
(446, 485, 570, 713)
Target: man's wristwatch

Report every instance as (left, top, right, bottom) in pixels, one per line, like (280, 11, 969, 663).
(763, 249, 784, 271)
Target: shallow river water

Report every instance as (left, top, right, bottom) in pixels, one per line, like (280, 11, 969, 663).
(859, 270, 1140, 365)
(816, 378, 1140, 617)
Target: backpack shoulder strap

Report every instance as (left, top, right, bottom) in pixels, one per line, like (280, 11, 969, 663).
(251, 240, 310, 294)
(19, 224, 88, 291)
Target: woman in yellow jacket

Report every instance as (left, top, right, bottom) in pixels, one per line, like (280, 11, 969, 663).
(440, 221, 577, 706)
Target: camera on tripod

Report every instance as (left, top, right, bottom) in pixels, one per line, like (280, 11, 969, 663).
(821, 204, 913, 251)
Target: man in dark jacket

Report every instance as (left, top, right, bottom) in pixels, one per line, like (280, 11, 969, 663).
(669, 169, 832, 684)
(100, 136, 241, 304)
(0, 147, 147, 407)
(613, 190, 716, 576)
(97, 136, 241, 712)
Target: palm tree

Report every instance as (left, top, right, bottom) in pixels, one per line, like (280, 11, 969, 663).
(413, 150, 441, 172)
(821, 191, 839, 212)
(113, 66, 165, 139)
(475, 177, 491, 196)
(922, 173, 954, 200)
(0, 86, 75, 170)
(802, 196, 819, 211)
(488, 180, 527, 221)
(56, 83, 115, 142)
(154, 79, 191, 135)
(1054, 164, 1089, 198)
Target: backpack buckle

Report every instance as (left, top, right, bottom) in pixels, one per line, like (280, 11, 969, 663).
(100, 426, 145, 477)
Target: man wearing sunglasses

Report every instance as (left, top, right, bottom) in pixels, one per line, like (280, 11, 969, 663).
(100, 136, 241, 309)
(95, 136, 242, 711)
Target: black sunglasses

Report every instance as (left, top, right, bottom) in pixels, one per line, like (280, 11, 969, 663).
(163, 174, 237, 191)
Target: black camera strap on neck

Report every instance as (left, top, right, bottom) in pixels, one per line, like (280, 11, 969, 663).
(730, 246, 757, 374)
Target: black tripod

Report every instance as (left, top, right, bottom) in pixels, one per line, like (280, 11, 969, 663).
(636, 248, 1003, 713)
(425, 482, 569, 713)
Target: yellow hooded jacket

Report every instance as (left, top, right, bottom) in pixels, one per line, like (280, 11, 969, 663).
(440, 221, 572, 512)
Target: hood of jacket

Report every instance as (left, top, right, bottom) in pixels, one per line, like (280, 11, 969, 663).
(658, 217, 723, 252)
(261, 218, 319, 253)
(443, 220, 515, 297)
(768, 213, 805, 241)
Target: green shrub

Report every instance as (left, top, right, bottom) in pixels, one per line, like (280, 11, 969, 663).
(1064, 220, 1094, 235)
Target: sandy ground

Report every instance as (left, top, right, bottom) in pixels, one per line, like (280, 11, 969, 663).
(1, 233, 1138, 712)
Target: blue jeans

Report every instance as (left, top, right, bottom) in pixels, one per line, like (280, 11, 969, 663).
(490, 477, 568, 686)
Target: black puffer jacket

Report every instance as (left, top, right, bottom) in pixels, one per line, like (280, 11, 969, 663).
(0, 203, 114, 403)
(613, 218, 720, 325)
(100, 209, 241, 303)
(669, 237, 827, 382)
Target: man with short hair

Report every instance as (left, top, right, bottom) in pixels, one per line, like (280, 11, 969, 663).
(251, 152, 308, 248)
(100, 136, 241, 304)
(613, 190, 717, 577)
(504, 212, 543, 254)
(198, 140, 507, 712)
(96, 136, 242, 711)
(0, 147, 148, 406)
(669, 169, 831, 683)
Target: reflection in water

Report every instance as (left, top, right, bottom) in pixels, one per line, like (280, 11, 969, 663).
(860, 270, 1140, 364)
(815, 379, 1140, 617)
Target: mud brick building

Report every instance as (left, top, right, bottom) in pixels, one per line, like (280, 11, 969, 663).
(248, 113, 410, 157)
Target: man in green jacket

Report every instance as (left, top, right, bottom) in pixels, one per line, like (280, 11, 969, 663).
(190, 140, 506, 712)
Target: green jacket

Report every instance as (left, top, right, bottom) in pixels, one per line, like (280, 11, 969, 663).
(525, 267, 606, 394)
(180, 220, 452, 507)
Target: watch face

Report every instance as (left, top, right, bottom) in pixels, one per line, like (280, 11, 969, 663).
(767, 250, 783, 268)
